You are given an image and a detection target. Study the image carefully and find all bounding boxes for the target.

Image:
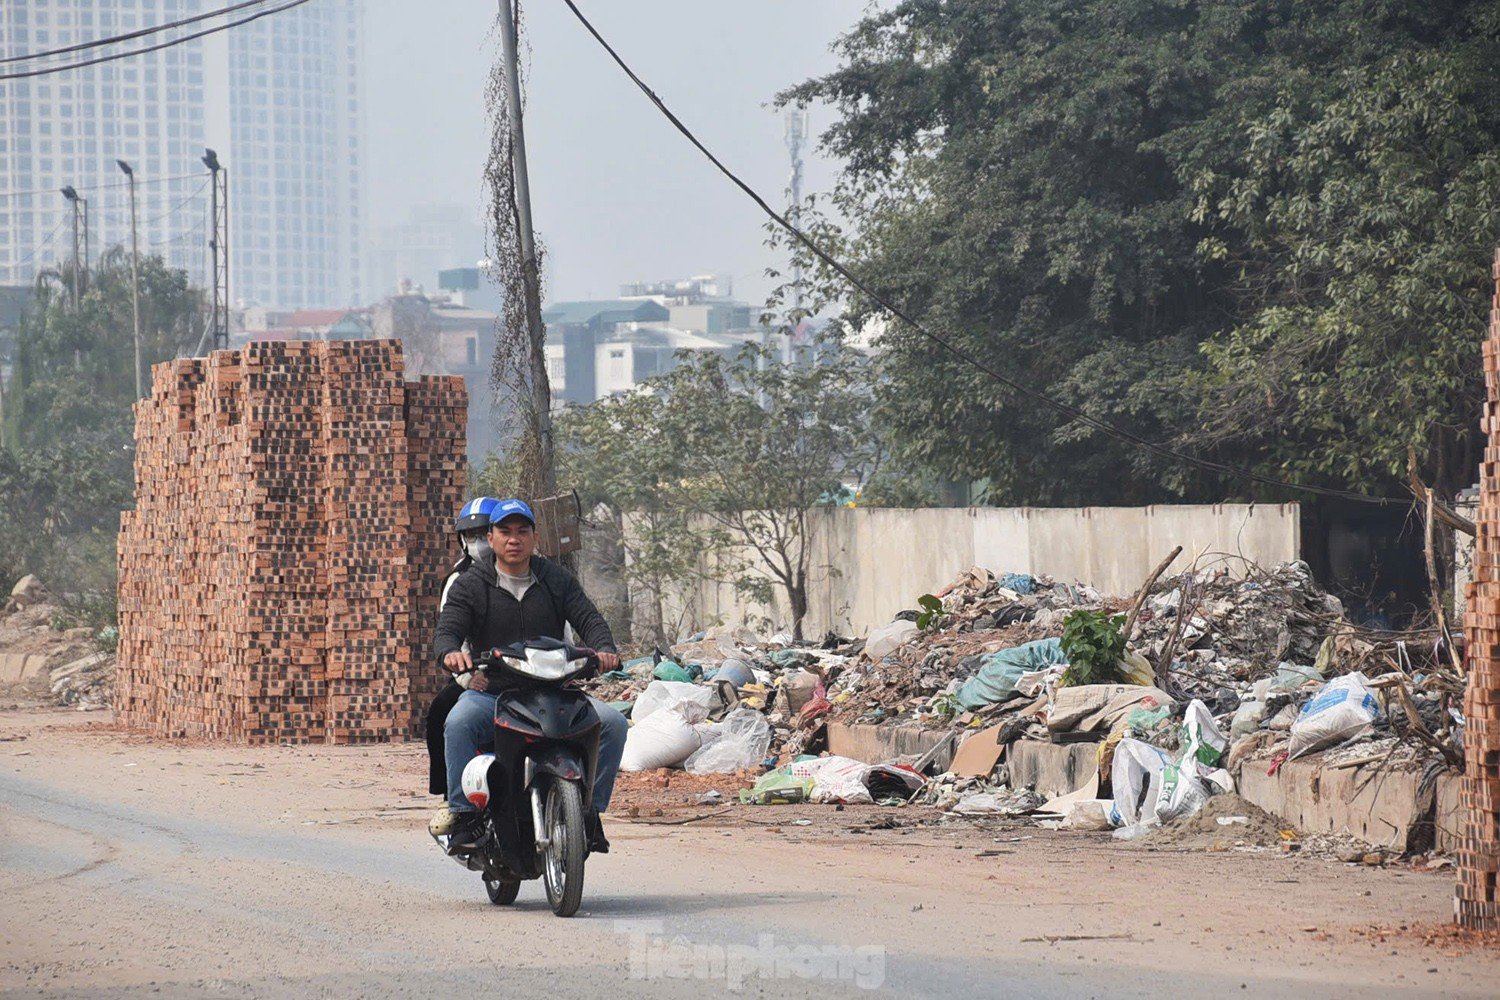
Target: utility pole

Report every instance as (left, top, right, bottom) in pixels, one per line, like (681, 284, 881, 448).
(118, 159, 143, 399)
(784, 107, 808, 364)
(496, 0, 556, 495)
(61, 186, 82, 310)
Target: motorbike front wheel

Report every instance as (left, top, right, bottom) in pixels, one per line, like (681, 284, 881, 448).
(485, 875, 520, 906)
(540, 779, 586, 917)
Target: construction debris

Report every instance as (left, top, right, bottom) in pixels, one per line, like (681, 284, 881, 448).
(590, 557, 1464, 868)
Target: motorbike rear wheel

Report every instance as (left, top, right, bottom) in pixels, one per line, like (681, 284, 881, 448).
(484, 875, 520, 906)
(540, 779, 586, 917)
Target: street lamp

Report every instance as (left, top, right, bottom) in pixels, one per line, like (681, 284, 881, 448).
(201, 148, 229, 353)
(117, 159, 142, 399)
(60, 185, 82, 310)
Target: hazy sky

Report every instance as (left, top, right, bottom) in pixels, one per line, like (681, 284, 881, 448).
(363, 0, 874, 307)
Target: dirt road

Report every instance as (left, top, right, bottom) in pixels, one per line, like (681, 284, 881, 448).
(1, 708, 1495, 998)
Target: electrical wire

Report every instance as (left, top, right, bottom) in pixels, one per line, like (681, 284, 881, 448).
(0, 172, 201, 201)
(557, 0, 1405, 506)
(0, 0, 315, 81)
(0, 0, 275, 66)
(4, 215, 69, 277)
(140, 177, 210, 228)
(147, 222, 207, 249)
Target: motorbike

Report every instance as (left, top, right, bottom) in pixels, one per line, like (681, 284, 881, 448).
(431, 637, 601, 917)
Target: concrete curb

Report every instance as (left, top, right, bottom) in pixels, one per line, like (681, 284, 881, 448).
(828, 721, 1462, 853)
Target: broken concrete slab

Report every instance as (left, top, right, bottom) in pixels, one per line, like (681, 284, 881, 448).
(1006, 740, 1100, 800)
(0, 653, 49, 684)
(1236, 756, 1444, 853)
(827, 722, 952, 770)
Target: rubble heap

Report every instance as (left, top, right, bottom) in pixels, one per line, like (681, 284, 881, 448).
(116, 340, 466, 744)
(599, 556, 1463, 857)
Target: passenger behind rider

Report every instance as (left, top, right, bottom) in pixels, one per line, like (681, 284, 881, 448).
(432, 499, 627, 854)
(425, 496, 499, 828)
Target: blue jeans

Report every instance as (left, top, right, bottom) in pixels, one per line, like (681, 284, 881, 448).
(445, 688, 627, 816)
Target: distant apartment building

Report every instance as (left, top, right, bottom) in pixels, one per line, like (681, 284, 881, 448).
(0, 0, 363, 309)
(366, 204, 486, 302)
(0, 1, 212, 284)
(545, 275, 765, 406)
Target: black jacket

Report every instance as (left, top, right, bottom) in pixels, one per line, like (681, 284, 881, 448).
(432, 555, 617, 682)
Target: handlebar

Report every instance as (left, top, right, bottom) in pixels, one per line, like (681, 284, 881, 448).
(473, 640, 600, 672)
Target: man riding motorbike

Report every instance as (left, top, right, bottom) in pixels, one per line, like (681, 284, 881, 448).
(432, 498, 627, 855)
(426, 496, 499, 833)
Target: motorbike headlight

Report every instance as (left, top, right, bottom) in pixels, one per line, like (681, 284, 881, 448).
(502, 649, 588, 681)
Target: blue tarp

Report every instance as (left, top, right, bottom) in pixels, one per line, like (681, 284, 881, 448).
(956, 637, 1067, 710)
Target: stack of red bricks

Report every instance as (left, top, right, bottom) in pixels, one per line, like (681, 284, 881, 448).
(117, 339, 467, 744)
(1459, 250, 1500, 929)
(403, 374, 469, 736)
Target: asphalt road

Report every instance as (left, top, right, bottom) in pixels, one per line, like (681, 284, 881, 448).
(0, 712, 1494, 998)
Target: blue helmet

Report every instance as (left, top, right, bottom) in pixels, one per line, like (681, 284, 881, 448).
(454, 496, 499, 535)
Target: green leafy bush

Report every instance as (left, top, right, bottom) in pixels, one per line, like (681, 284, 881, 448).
(915, 594, 944, 631)
(1059, 610, 1127, 686)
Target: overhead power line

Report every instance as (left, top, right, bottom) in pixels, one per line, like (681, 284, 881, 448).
(556, 0, 1403, 507)
(0, 0, 275, 66)
(0, 0, 314, 81)
(5, 216, 69, 276)
(0, 172, 200, 202)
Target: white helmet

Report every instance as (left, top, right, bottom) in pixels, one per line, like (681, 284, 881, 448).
(461, 753, 496, 809)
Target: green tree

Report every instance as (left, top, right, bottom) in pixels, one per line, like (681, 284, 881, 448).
(0, 248, 204, 614)
(559, 342, 878, 641)
(1186, 42, 1500, 496)
(558, 387, 718, 646)
(785, 0, 1498, 503)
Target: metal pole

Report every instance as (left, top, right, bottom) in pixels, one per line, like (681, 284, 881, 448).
(69, 197, 80, 311)
(80, 197, 89, 297)
(119, 161, 143, 399)
(207, 162, 219, 348)
(496, 0, 556, 494)
(222, 166, 230, 345)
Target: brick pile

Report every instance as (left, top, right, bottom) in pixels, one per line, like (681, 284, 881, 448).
(1459, 250, 1500, 929)
(116, 339, 467, 744)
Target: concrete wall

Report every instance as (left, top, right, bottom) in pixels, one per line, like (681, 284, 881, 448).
(653, 504, 1300, 638)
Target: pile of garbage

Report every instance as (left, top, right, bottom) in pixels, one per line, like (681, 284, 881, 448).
(596, 559, 1464, 851)
(582, 631, 850, 776)
(845, 559, 1462, 843)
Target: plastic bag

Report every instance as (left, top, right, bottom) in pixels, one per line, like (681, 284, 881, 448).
(780, 669, 821, 714)
(1230, 699, 1266, 738)
(739, 768, 813, 805)
(1109, 738, 1172, 828)
(619, 709, 702, 772)
(1118, 650, 1154, 686)
(803, 756, 873, 804)
(683, 708, 773, 774)
(997, 572, 1037, 595)
(1146, 699, 1232, 823)
(1059, 800, 1115, 831)
(865, 619, 919, 661)
(1181, 699, 1228, 767)
(652, 660, 692, 683)
(631, 680, 713, 725)
(864, 763, 926, 801)
(1270, 661, 1323, 692)
(956, 638, 1068, 710)
(1154, 760, 1211, 823)
(1288, 671, 1379, 759)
